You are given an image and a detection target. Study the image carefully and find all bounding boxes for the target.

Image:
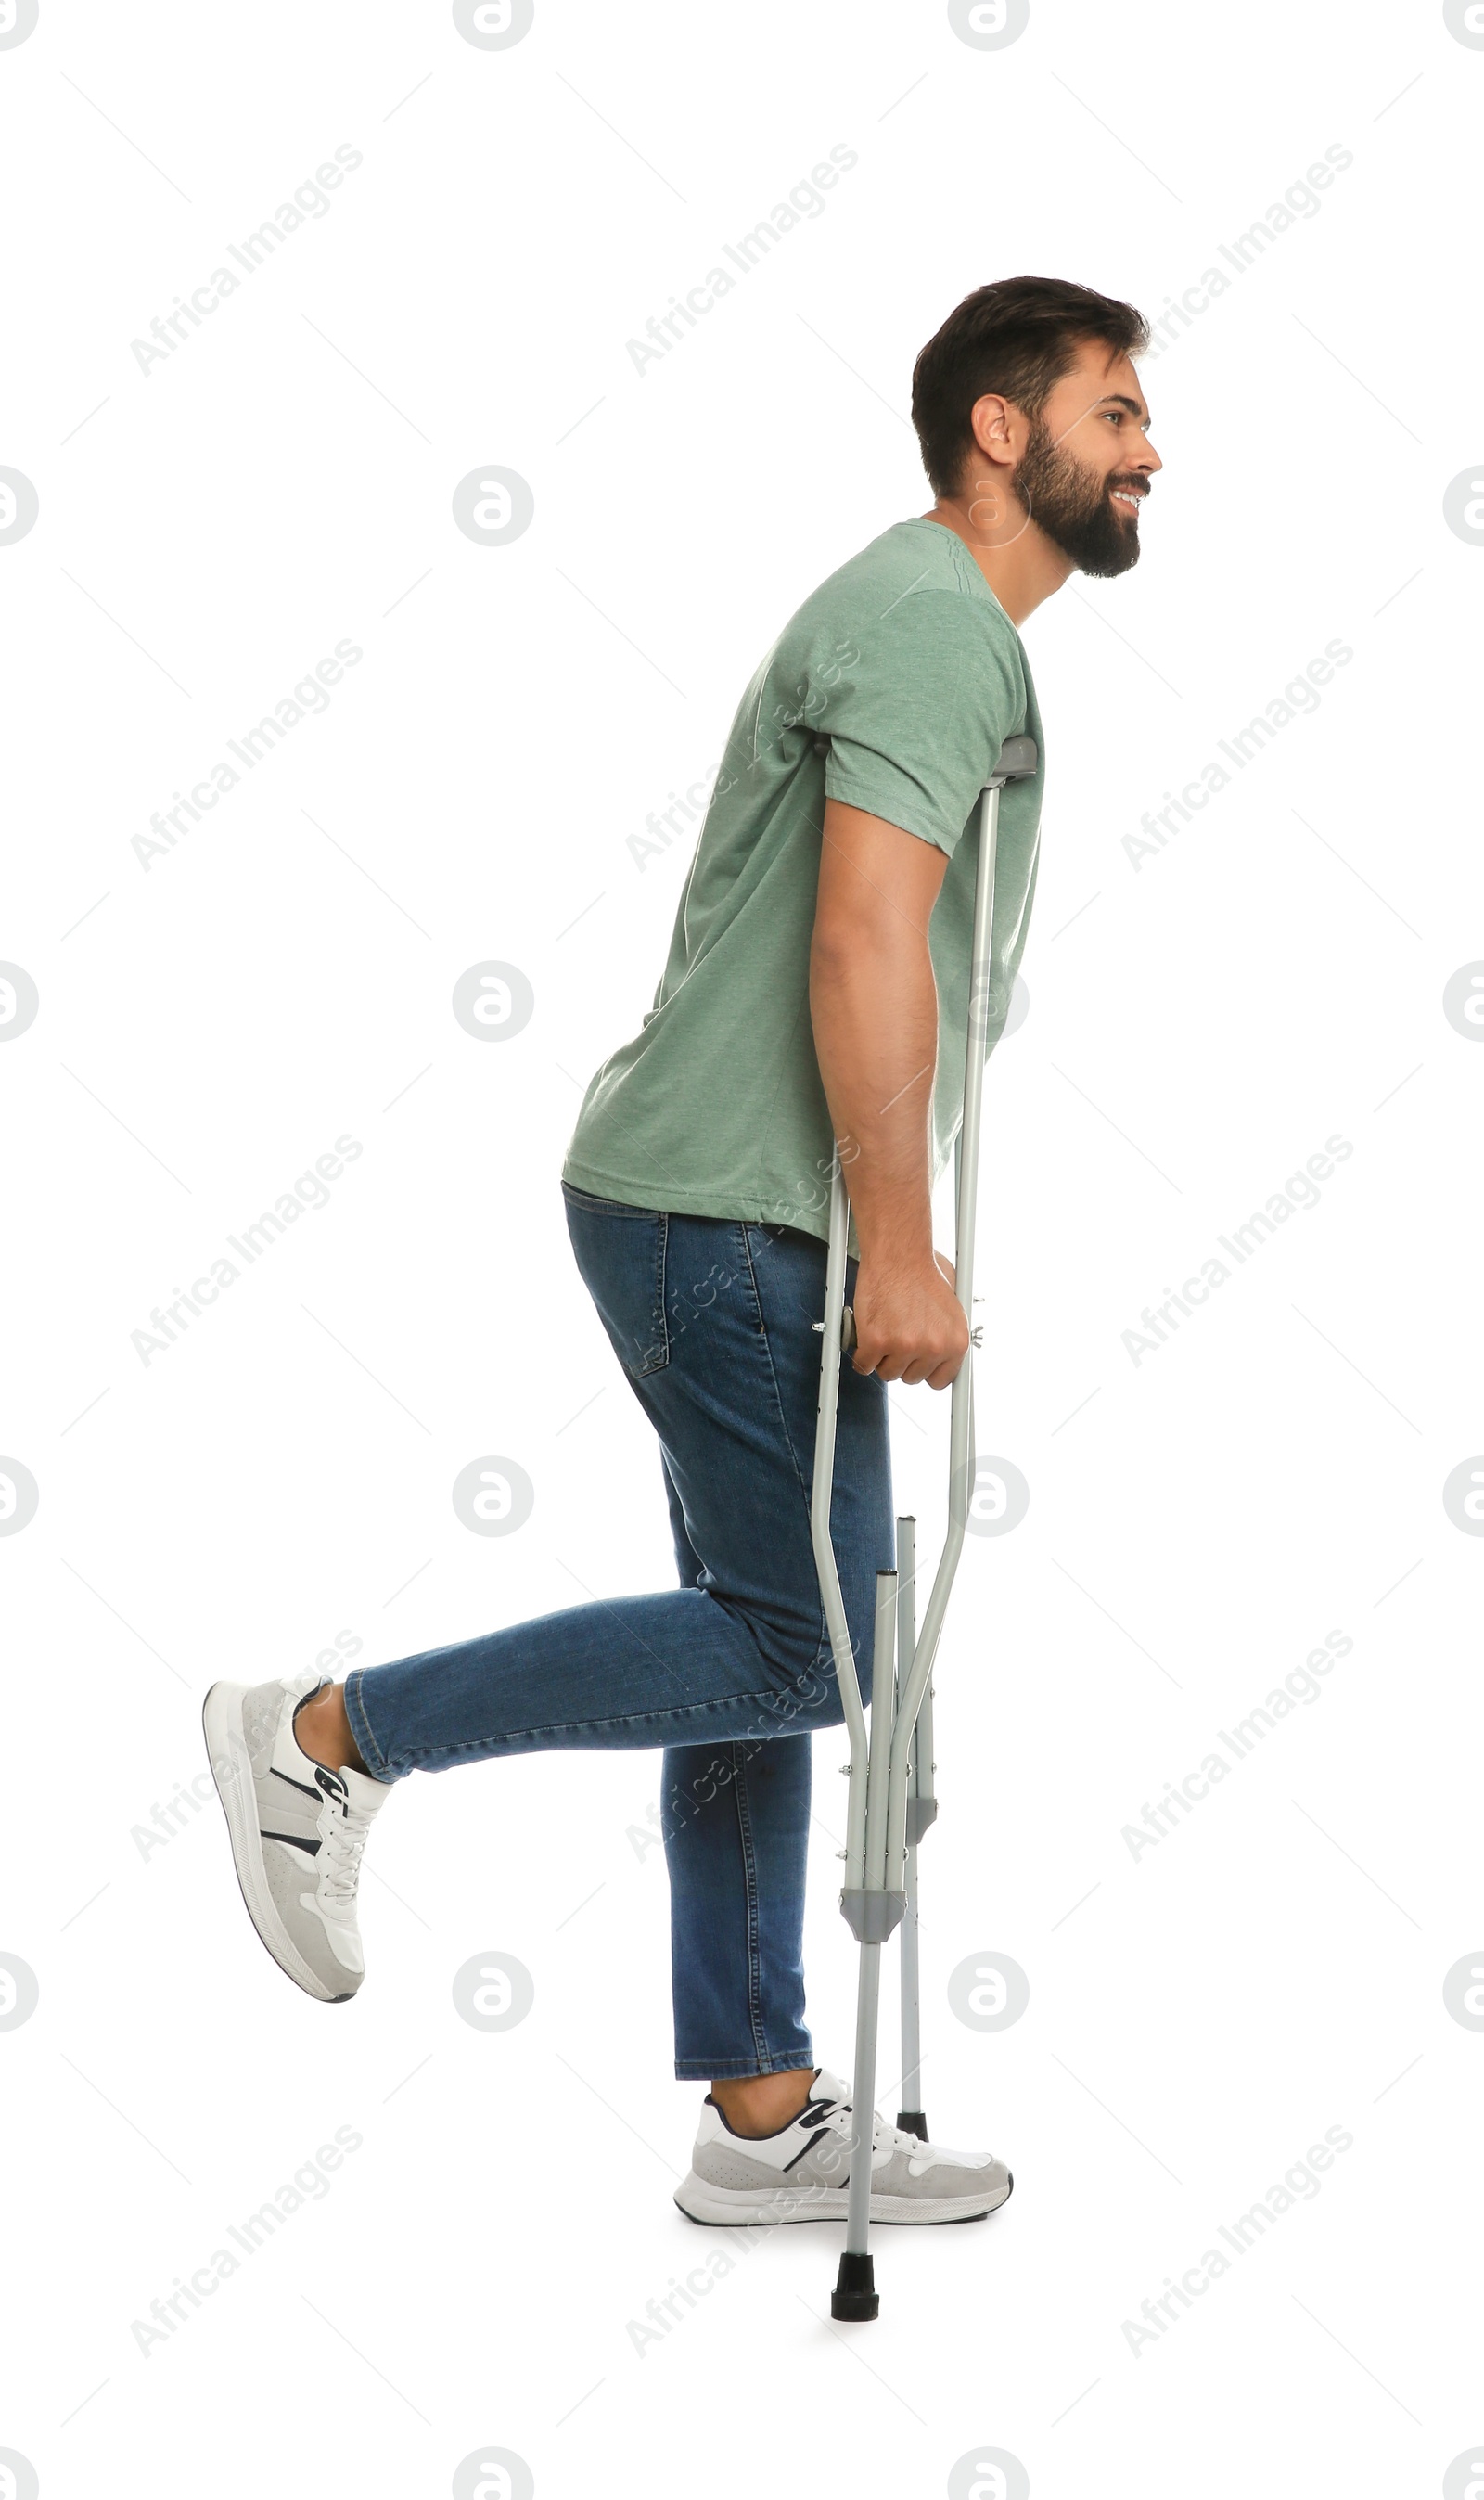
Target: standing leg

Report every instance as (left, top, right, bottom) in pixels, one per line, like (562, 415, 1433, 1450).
(660, 1734, 813, 2081)
(657, 1454, 813, 2084)
(635, 1213, 892, 2092)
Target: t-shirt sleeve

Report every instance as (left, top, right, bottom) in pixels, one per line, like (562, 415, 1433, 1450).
(816, 592, 1025, 857)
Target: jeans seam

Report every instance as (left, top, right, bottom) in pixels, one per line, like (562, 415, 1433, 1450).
(342, 1669, 394, 1780)
(736, 1220, 838, 1687)
(675, 2054, 817, 2081)
(735, 1222, 812, 1518)
(729, 1745, 772, 2070)
(359, 1686, 792, 1772)
(630, 1209, 670, 1376)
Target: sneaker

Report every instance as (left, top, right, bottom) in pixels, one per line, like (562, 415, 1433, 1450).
(673, 2068, 1013, 2226)
(202, 1673, 390, 2003)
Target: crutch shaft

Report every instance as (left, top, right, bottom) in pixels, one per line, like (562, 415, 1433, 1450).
(810, 1162, 871, 1880)
(896, 1518, 929, 2134)
(898, 1840, 925, 2130)
(881, 777, 1002, 1878)
(840, 1573, 904, 1937)
(830, 1936, 884, 2320)
(843, 1942, 882, 2254)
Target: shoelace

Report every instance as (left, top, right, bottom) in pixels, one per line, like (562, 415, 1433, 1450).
(316, 1795, 377, 1912)
(816, 2096, 927, 2159)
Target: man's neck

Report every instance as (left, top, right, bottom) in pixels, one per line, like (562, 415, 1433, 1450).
(921, 498, 1073, 628)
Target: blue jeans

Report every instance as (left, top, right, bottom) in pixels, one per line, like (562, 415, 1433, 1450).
(345, 1184, 893, 2080)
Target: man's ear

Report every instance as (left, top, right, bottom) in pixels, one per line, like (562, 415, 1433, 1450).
(968, 392, 1015, 458)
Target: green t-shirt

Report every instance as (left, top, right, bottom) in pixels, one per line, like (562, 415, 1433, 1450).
(562, 514, 1045, 1250)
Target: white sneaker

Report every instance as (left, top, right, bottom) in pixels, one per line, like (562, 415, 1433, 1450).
(202, 1674, 390, 2002)
(673, 2068, 1013, 2226)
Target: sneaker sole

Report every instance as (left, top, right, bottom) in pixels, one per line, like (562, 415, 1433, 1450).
(201, 1681, 354, 2006)
(672, 2171, 1013, 2228)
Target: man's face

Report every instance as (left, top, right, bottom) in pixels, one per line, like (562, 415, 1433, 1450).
(985, 339, 1160, 578)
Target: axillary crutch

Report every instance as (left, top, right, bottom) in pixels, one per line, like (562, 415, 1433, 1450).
(810, 731, 1037, 2323)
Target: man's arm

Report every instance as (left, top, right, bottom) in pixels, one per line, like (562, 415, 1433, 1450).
(809, 798, 970, 1391)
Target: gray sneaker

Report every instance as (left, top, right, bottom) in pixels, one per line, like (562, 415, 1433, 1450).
(673, 2068, 1013, 2226)
(202, 1673, 390, 2002)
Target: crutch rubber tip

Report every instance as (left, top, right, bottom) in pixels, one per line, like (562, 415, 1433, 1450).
(830, 2251, 879, 2321)
(895, 2110, 928, 2141)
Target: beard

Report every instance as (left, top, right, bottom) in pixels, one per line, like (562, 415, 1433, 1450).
(1006, 414, 1143, 578)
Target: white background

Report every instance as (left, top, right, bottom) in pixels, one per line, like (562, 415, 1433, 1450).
(2, 2, 1480, 2494)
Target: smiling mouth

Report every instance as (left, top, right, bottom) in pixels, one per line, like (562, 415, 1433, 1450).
(1110, 488, 1145, 513)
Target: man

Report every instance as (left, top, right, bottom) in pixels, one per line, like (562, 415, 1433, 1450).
(205, 275, 1158, 2229)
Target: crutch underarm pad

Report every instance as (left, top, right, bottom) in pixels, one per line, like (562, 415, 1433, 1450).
(985, 733, 1038, 788)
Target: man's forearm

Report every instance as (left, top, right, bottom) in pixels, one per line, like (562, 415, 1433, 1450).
(809, 928, 940, 1262)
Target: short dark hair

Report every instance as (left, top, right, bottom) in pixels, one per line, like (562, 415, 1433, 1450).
(911, 276, 1150, 499)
